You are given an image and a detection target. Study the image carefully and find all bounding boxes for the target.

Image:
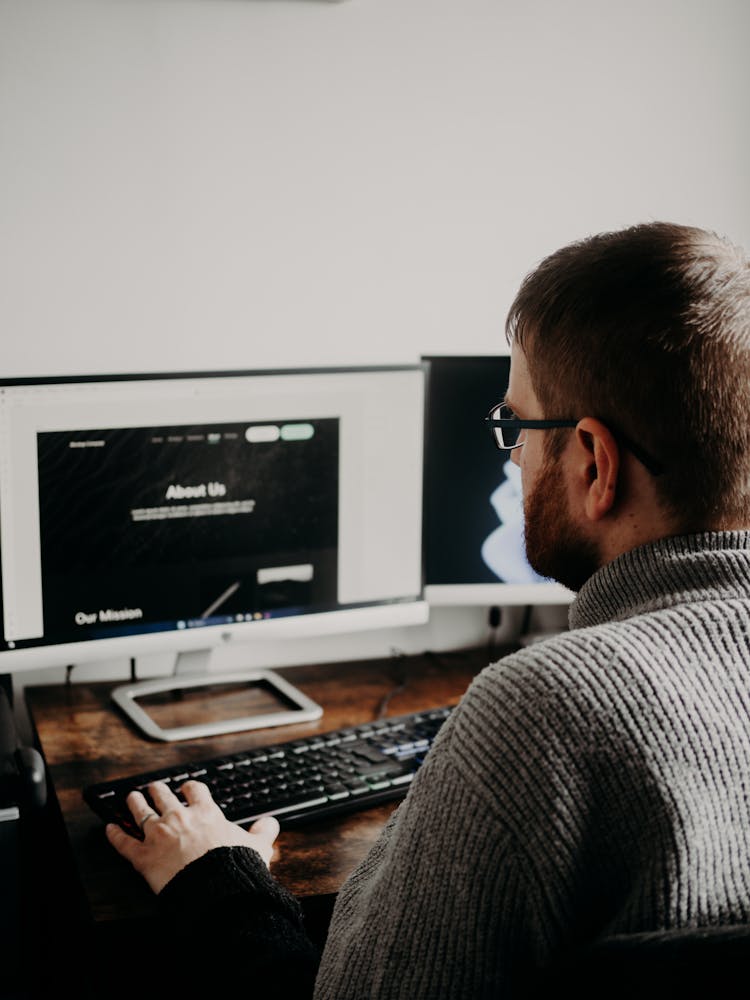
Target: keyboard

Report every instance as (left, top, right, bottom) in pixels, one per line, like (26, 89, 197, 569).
(83, 705, 454, 836)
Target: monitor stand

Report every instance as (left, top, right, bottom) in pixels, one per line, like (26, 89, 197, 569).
(110, 648, 323, 742)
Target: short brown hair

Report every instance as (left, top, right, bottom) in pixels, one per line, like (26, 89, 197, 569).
(506, 221, 750, 529)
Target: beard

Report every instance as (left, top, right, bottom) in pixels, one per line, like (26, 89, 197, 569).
(523, 452, 601, 593)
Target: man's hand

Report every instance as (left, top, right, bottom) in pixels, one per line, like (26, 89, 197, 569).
(105, 779, 280, 894)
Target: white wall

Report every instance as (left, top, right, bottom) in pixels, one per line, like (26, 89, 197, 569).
(2, 0, 749, 378)
(2, 0, 749, 718)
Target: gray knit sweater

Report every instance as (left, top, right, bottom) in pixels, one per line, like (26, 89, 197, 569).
(313, 532, 750, 997)
(159, 533, 750, 998)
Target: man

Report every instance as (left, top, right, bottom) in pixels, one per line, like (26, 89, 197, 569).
(108, 222, 750, 997)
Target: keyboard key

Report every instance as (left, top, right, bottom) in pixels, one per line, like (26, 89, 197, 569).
(391, 773, 415, 786)
(251, 793, 329, 818)
(345, 780, 371, 795)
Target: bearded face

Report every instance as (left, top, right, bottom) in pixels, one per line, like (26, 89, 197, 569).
(523, 448, 601, 593)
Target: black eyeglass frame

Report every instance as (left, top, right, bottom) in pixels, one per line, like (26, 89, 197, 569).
(484, 407, 664, 476)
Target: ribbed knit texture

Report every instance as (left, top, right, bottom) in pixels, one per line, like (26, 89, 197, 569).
(157, 846, 320, 994)
(314, 532, 750, 998)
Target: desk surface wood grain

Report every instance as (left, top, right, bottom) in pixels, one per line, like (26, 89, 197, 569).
(25, 648, 497, 925)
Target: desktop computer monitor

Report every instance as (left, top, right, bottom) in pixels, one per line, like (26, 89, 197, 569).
(421, 355, 573, 607)
(0, 365, 428, 739)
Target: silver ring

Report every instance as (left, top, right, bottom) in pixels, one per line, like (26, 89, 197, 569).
(138, 811, 158, 830)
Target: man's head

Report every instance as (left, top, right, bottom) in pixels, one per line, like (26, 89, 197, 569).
(504, 221, 750, 589)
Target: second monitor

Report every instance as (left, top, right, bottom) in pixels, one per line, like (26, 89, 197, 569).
(422, 355, 573, 608)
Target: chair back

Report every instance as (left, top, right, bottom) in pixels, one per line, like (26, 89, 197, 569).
(531, 923, 750, 998)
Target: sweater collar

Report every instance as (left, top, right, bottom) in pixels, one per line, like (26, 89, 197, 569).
(569, 531, 750, 630)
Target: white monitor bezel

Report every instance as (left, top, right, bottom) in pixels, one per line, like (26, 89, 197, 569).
(424, 583, 573, 607)
(0, 364, 429, 675)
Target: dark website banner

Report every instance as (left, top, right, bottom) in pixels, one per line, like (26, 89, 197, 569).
(36, 418, 339, 643)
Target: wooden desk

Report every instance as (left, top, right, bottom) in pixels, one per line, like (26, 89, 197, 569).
(24, 648, 494, 933)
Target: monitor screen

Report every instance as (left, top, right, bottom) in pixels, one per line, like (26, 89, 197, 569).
(0, 366, 428, 673)
(421, 355, 573, 607)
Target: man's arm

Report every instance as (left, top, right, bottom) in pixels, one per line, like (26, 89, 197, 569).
(314, 714, 546, 999)
(106, 779, 320, 996)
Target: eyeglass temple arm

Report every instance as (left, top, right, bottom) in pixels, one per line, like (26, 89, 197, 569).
(485, 416, 663, 476)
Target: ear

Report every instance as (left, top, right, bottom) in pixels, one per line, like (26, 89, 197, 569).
(573, 417, 620, 521)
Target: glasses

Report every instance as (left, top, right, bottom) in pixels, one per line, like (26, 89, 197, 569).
(484, 403, 664, 476)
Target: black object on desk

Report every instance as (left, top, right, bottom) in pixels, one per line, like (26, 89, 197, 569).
(0, 679, 47, 998)
(83, 704, 454, 835)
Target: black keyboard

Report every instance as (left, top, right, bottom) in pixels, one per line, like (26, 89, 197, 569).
(83, 705, 454, 836)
